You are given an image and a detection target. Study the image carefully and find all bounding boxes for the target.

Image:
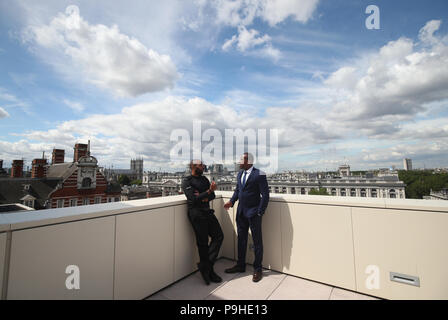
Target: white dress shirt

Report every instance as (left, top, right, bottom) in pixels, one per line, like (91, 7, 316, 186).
(240, 166, 254, 185)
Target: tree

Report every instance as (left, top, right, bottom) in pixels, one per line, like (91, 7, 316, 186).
(398, 170, 448, 199)
(118, 174, 131, 186)
(308, 188, 330, 196)
(130, 179, 142, 186)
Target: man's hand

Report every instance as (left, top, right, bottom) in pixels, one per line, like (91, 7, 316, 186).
(223, 201, 233, 210)
(194, 190, 209, 202)
(209, 181, 217, 192)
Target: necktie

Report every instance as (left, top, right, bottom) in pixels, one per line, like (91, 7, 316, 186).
(242, 170, 247, 187)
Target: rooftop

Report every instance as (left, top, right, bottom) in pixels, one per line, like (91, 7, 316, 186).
(147, 258, 378, 300)
(0, 192, 447, 300)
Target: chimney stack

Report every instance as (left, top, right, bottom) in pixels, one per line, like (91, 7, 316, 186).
(73, 143, 88, 162)
(11, 160, 24, 178)
(52, 148, 65, 164)
(32, 158, 48, 178)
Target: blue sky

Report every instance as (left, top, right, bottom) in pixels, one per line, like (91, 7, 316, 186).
(0, 0, 447, 172)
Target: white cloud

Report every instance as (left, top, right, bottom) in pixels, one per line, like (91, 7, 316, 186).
(261, 0, 320, 26)
(222, 25, 281, 61)
(22, 5, 179, 97)
(0, 107, 9, 118)
(214, 0, 319, 27)
(191, 0, 319, 60)
(324, 66, 357, 90)
(5, 95, 339, 169)
(63, 99, 85, 113)
(223, 26, 271, 51)
(0, 87, 29, 111)
(324, 20, 448, 137)
(418, 19, 442, 45)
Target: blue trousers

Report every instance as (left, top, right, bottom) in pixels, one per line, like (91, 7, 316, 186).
(236, 212, 263, 272)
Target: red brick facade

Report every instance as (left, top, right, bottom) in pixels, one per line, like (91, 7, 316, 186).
(49, 168, 120, 208)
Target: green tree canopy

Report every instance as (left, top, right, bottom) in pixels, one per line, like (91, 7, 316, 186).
(118, 174, 131, 186)
(308, 188, 330, 196)
(398, 170, 448, 199)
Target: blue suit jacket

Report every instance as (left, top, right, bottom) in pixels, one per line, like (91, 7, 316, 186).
(230, 167, 270, 218)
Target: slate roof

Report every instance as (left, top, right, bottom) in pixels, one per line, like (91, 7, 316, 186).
(0, 177, 61, 209)
(46, 162, 77, 179)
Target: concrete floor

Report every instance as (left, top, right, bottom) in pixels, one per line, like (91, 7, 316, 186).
(147, 258, 380, 300)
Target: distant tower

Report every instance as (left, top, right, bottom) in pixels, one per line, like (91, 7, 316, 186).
(131, 157, 144, 181)
(338, 164, 351, 177)
(403, 158, 412, 171)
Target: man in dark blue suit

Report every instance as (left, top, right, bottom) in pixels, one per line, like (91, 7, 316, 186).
(223, 152, 269, 282)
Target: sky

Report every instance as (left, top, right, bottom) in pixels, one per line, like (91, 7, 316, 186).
(0, 0, 447, 172)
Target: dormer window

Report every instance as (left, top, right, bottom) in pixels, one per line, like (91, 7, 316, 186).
(23, 184, 31, 191)
(82, 177, 92, 188)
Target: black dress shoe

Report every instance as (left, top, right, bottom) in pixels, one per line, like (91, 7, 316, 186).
(224, 265, 246, 273)
(209, 269, 222, 283)
(197, 263, 211, 285)
(252, 271, 262, 282)
(199, 270, 211, 285)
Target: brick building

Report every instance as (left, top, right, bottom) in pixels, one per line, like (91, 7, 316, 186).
(0, 141, 121, 210)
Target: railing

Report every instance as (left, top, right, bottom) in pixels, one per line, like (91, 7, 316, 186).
(0, 192, 447, 299)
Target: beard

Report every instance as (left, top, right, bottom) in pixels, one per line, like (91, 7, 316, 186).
(195, 168, 203, 175)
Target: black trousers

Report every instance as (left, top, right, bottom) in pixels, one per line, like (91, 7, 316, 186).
(188, 208, 224, 270)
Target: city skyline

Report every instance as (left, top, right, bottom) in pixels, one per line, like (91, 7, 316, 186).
(1, 1, 448, 172)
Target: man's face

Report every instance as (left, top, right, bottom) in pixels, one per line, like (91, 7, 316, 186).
(191, 160, 204, 175)
(239, 154, 252, 170)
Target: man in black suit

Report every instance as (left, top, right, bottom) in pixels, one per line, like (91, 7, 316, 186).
(182, 159, 224, 285)
(223, 152, 270, 282)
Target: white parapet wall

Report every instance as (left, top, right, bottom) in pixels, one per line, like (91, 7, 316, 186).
(215, 192, 448, 300)
(0, 192, 447, 300)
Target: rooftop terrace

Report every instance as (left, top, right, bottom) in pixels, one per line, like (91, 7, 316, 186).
(0, 192, 447, 299)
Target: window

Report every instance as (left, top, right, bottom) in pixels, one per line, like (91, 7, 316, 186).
(70, 199, 77, 207)
(83, 198, 89, 205)
(372, 189, 378, 197)
(389, 189, 396, 199)
(350, 188, 356, 197)
(57, 199, 64, 208)
(341, 188, 346, 196)
(361, 189, 366, 197)
(24, 200, 34, 208)
(331, 188, 336, 196)
(301, 188, 306, 195)
(82, 177, 92, 188)
(291, 187, 296, 194)
(95, 197, 101, 204)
